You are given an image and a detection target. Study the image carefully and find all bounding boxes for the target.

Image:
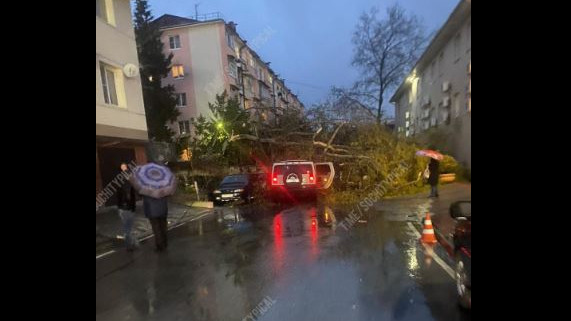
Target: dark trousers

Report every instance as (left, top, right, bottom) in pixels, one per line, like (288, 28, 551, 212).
(149, 217, 168, 250)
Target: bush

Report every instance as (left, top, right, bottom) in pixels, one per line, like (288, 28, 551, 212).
(439, 155, 459, 174)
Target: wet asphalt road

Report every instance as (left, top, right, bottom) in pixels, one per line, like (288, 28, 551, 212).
(96, 201, 471, 321)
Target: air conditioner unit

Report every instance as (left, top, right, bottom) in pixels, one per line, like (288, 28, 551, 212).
(442, 96, 450, 107)
(442, 81, 451, 92)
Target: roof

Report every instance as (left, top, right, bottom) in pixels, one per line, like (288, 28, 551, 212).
(153, 14, 202, 29)
(390, 0, 471, 102)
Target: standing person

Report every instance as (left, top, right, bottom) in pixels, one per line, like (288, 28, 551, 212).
(117, 162, 137, 251)
(130, 154, 175, 252)
(428, 158, 440, 198)
(143, 194, 169, 252)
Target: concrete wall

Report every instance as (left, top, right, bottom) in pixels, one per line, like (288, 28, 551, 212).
(395, 14, 471, 168)
(96, 0, 147, 137)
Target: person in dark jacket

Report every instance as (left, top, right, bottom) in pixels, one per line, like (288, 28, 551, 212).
(143, 195, 169, 251)
(427, 158, 440, 198)
(117, 162, 137, 251)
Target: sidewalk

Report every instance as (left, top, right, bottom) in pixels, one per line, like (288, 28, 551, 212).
(96, 201, 213, 255)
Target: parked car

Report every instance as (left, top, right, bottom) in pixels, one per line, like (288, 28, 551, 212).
(450, 200, 471, 309)
(269, 160, 334, 202)
(211, 174, 265, 205)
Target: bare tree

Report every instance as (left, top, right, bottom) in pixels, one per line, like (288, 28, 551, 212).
(351, 4, 427, 123)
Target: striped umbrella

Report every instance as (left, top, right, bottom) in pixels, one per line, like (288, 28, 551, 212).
(416, 149, 444, 160)
(130, 163, 177, 199)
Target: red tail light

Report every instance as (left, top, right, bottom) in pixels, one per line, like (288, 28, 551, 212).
(272, 174, 283, 185)
(309, 174, 315, 183)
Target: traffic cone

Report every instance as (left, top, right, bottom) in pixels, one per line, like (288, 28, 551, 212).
(422, 242, 434, 266)
(420, 213, 438, 244)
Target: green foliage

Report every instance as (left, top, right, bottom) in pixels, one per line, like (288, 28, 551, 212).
(190, 92, 251, 166)
(134, 0, 180, 142)
(439, 155, 460, 174)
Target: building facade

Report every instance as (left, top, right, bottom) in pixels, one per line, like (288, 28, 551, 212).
(153, 14, 304, 140)
(391, 0, 471, 169)
(96, 0, 148, 198)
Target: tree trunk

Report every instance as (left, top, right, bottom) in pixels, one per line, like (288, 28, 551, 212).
(377, 87, 383, 124)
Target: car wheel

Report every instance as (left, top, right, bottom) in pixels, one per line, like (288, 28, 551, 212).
(455, 254, 471, 309)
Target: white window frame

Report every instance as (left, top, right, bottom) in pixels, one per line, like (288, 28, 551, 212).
(179, 121, 191, 135)
(175, 93, 187, 107)
(169, 35, 181, 50)
(99, 61, 126, 107)
(96, 0, 116, 26)
(228, 62, 238, 79)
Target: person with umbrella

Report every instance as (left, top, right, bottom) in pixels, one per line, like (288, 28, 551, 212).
(130, 155, 176, 252)
(117, 162, 137, 251)
(416, 150, 443, 198)
(427, 158, 440, 197)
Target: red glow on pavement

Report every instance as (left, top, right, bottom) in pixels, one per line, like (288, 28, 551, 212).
(273, 214, 284, 271)
(309, 208, 318, 259)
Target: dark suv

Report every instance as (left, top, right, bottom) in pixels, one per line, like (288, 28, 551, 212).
(450, 201, 471, 309)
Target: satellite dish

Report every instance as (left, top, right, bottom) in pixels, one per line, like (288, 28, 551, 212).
(123, 63, 139, 78)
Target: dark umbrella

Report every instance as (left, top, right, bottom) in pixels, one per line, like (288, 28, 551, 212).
(130, 163, 177, 198)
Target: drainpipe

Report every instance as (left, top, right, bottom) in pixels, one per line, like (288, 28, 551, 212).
(239, 44, 247, 110)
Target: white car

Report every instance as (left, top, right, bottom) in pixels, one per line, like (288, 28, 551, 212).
(269, 160, 334, 202)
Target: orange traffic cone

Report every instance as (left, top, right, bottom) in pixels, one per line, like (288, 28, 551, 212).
(420, 213, 438, 244)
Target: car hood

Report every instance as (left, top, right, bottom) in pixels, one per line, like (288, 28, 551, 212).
(218, 183, 247, 190)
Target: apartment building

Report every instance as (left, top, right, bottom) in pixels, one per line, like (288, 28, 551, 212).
(96, 0, 148, 197)
(153, 14, 304, 138)
(391, 0, 471, 169)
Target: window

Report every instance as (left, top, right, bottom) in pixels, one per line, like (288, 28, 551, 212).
(454, 34, 461, 62)
(228, 62, 238, 79)
(226, 33, 235, 49)
(249, 57, 254, 67)
(246, 78, 254, 94)
(100, 62, 119, 105)
(172, 65, 184, 79)
(438, 53, 444, 77)
(175, 93, 187, 107)
(169, 35, 181, 49)
(179, 121, 191, 135)
(96, 0, 115, 25)
(405, 111, 410, 119)
(430, 61, 436, 80)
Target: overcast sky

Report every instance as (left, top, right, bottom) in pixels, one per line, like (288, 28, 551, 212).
(146, 0, 459, 116)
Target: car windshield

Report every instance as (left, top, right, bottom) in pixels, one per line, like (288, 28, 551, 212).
(274, 164, 313, 175)
(221, 175, 248, 184)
